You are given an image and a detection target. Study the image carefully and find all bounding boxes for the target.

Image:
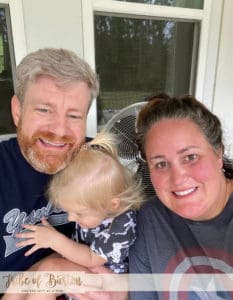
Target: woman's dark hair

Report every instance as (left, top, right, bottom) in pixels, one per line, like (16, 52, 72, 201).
(137, 93, 233, 179)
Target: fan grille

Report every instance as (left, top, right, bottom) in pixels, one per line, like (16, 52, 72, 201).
(104, 102, 146, 160)
(104, 102, 155, 199)
(107, 115, 139, 161)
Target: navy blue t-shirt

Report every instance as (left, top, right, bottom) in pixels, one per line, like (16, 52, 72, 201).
(0, 138, 74, 271)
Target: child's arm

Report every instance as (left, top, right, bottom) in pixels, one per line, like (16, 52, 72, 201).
(16, 218, 107, 268)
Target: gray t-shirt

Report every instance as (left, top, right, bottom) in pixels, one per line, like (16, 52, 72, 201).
(129, 194, 233, 299)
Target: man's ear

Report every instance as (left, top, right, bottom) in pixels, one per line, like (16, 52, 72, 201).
(11, 95, 21, 127)
(111, 197, 120, 210)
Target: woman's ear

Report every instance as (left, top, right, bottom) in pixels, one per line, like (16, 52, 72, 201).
(11, 95, 21, 127)
(217, 146, 224, 169)
(111, 197, 120, 210)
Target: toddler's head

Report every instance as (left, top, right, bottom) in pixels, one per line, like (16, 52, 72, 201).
(47, 132, 143, 227)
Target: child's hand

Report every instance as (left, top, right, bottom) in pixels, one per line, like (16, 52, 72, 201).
(16, 217, 57, 256)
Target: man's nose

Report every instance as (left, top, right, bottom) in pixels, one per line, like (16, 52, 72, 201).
(47, 114, 69, 137)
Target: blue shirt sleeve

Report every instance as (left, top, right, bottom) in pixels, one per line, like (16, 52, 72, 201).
(90, 210, 137, 272)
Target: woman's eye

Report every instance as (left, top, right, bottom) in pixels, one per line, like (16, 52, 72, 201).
(185, 154, 198, 162)
(155, 161, 167, 169)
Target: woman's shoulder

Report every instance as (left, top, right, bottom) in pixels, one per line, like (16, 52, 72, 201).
(137, 196, 164, 220)
(139, 196, 161, 211)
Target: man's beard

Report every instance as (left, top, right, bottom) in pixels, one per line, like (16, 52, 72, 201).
(17, 125, 80, 174)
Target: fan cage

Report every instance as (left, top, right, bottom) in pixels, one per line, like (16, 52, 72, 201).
(104, 101, 155, 199)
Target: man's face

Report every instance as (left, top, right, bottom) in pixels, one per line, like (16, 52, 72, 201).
(11, 76, 90, 174)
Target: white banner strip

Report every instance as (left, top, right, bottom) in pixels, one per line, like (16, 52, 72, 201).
(1, 272, 233, 293)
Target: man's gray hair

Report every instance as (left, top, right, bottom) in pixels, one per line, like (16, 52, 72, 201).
(15, 48, 99, 104)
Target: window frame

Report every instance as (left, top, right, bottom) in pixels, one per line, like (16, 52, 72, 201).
(81, 0, 223, 137)
(0, 0, 27, 65)
(0, 0, 26, 137)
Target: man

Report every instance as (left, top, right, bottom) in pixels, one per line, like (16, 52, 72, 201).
(1, 48, 127, 300)
(0, 48, 99, 272)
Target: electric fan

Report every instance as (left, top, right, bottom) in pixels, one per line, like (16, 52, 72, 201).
(103, 102, 155, 199)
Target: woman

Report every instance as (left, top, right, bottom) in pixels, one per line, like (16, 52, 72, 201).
(129, 94, 233, 299)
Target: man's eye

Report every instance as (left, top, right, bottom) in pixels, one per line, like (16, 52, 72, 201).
(68, 114, 82, 119)
(36, 108, 49, 113)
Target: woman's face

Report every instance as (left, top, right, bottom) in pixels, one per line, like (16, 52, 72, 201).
(145, 118, 225, 221)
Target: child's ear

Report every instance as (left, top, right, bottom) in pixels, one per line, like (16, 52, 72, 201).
(111, 197, 120, 210)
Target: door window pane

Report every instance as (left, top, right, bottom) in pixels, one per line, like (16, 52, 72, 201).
(95, 15, 198, 129)
(0, 5, 15, 134)
(114, 0, 203, 9)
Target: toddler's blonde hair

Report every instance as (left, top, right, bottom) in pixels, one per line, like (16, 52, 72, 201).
(47, 131, 143, 217)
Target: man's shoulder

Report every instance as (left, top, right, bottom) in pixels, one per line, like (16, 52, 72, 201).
(0, 136, 18, 158)
(0, 133, 16, 142)
(0, 137, 37, 180)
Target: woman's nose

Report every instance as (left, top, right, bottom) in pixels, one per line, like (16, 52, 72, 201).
(170, 165, 188, 185)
